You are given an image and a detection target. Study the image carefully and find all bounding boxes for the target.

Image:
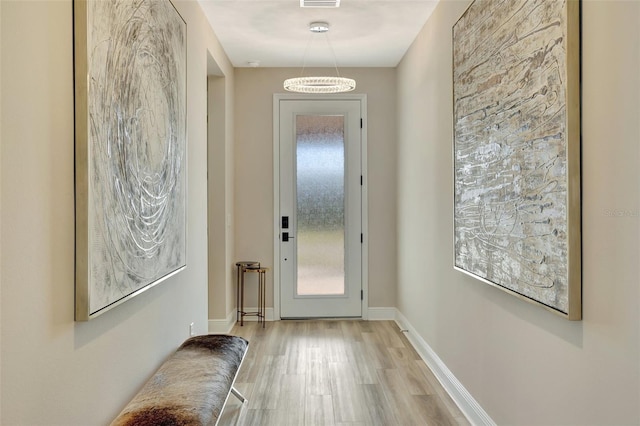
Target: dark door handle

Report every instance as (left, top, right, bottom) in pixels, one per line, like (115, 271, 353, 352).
(282, 232, 295, 242)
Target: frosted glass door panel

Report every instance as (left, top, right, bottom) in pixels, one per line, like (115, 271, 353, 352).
(296, 115, 345, 296)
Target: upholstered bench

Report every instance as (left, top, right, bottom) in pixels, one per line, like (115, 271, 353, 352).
(111, 335, 249, 426)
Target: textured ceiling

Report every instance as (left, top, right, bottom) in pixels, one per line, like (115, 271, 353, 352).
(198, 0, 440, 68)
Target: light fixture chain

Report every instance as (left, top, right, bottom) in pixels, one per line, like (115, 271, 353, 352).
(299, 31, 315, 77)
(323, 32, 341, 77)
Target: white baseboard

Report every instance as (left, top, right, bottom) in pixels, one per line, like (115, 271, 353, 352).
(208, 308, 275, 334)
(395, 310, 495, 426)
(208, 310, 236, 334)
(367, 307, 397, 320)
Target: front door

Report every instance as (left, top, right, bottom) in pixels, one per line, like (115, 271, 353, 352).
(278, 99, 362, 318)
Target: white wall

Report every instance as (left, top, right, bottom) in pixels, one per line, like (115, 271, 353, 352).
(233, 67, 398, 312)
(0, 1, 234, 424)
(396, 0, 640, 424)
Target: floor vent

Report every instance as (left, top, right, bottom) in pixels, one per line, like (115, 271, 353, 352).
(300, 0, 340, 8)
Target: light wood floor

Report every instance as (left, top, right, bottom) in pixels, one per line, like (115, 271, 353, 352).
(219, 320, 470, 426)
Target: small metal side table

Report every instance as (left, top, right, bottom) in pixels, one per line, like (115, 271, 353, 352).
(235, 261, 267, 327)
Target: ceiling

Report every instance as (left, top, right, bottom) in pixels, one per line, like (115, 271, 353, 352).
(198, 0, 440, 68)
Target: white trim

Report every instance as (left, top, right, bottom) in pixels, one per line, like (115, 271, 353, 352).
(273, 93, 368, 320)
(395, 310, 495, 426)
(273, 95, 281, 320)
(360, 98, 369, 319)
(208, 308, 277, 334)
(367, 307, 397, 320)
(208, 310, 236, 334)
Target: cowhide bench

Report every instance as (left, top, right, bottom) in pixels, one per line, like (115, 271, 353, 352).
(111, 335, 249, 426)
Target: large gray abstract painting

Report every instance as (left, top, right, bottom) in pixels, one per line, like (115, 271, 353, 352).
(453, 0, 581, 319)
(75, 0, 187, 320)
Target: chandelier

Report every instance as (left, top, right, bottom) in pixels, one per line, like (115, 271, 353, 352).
(284, 22, 356, 94)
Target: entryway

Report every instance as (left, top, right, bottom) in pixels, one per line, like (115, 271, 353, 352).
(274, 95, 367, 318)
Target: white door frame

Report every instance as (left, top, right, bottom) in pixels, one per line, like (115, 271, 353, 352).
(273, 93, 368, 321)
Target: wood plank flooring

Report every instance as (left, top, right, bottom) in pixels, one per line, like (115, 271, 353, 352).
(219, 320, 469, 426)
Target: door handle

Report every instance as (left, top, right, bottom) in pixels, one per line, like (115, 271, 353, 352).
(282, 232, 295, 242)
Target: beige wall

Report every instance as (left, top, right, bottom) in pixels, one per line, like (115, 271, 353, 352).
(207, 70, 238, 322)
(208, 74, 227, 321)
(234, 67, 398, 312)
(206, 57, 237, 323)
(0, 1, 234, 424)
(397, 0, 640, 424)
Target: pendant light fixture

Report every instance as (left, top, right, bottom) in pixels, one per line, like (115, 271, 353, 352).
(284, 22, 356, 94)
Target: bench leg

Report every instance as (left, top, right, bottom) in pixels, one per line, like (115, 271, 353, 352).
(231, 386, 247, 404)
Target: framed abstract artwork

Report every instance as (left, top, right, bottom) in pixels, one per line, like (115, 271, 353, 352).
(74, 0, 187, 320)
(453, 0, 581, 319)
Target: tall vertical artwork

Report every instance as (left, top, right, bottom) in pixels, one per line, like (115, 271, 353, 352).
(74, 0, 187, 320)
(453, 0, 581, 319)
